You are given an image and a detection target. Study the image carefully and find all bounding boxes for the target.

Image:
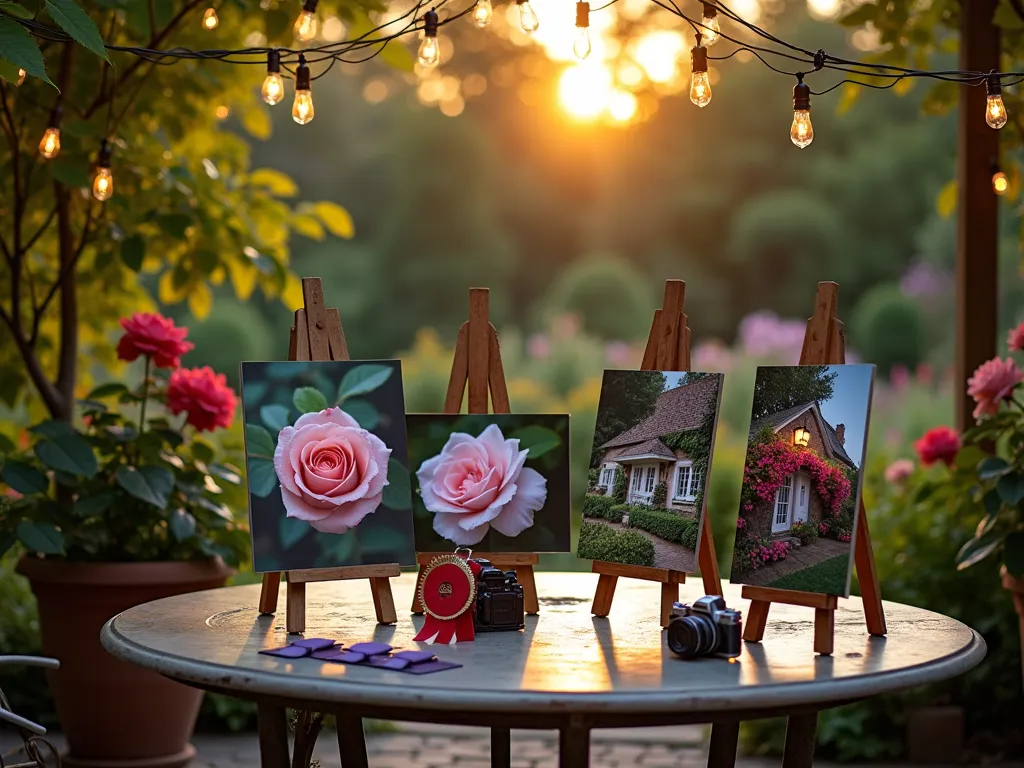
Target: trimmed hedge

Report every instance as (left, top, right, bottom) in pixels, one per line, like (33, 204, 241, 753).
(582, 494, 616, 519)
(629, 507, 699, 549)
(608, 504, 629, 523)
(577, 521, 655, 567)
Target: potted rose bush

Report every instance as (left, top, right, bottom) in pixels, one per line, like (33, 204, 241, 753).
(0, 312, 246, 768)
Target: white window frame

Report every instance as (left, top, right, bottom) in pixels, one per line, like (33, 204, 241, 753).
(773, 476, 793, 532)
(630, 466, 643, 493)
(599, 464, 616, 487)
(672, 460, 701, 502)
(644, 466, 656, 494)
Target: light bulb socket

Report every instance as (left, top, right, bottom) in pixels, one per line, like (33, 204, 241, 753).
(267, 49, 281, 73)
(987, 73, 1002, 96)
(516, 0, 526, 6)
(295, 54, 311, 90)
(302, 0, 317, 12)
(702, 2, 718, 18)
(97, 139, 112, 169)
(424, 9, 439, 36)
(691, 45, 708, 74)
(576, 2, 590, 27)
(48, 104, 63, 128)
(793, 81, 811, 111)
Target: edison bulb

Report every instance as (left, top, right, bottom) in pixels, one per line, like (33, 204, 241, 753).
(573, 27, 591, 60)
(202, 7, 219, 29)
(294, 10, 318, 41)
(518, 1, 539, 33)
(38, 127, 60, 159)
(690, 71, 712, 107)
(262, 73, 284, 105)
(417, 36, 440, 68)
(292, 89, 314, 124)
(472, 0, 492, 27)
(993, 171, 1009, 195)
(17, 68, 26, 86)
(92, 167, 113, 201)
(986, 94, 1008, 129)
(701, 13, 721, 45)
(791, 109, 813, 148)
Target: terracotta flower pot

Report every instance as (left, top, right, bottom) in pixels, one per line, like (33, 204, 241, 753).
(16, 557, 234, 768)
(1001, 565, 1024, 691)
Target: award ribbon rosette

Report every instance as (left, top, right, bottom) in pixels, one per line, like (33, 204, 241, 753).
(413, 554, 482, 645)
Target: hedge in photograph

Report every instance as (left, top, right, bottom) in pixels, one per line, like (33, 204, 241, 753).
(628, 508, 699, 549)
(582, 495, 616, 519)
(577, 521, 655, 567)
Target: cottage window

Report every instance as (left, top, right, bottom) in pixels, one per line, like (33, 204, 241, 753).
(644, 466, 656, 493)
(774, 480, 791, 529)
(673, 461, 702, 501)
(630, 467, 643, 493)
(599, 464, 616, 487)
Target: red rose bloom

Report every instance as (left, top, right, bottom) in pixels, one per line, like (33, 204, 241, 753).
(117, 312, 194, 369)
(915, 426, 961, 467)
(167, 367, 236, 432)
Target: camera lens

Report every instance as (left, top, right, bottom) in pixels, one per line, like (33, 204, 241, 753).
(667, 614, 718, 658)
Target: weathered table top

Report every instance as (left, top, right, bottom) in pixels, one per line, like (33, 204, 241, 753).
(101, 572, 985, 720)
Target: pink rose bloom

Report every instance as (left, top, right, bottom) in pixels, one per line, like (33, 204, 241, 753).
(967, 357, 1023, 419)
(1009, 321, 1024, 352)
(273, 408, 391, 534)
(417, 423, 548, 546)
(915, 426, 960, 467)
(884, 458, 914, 484)
(117, 312, 194, 369)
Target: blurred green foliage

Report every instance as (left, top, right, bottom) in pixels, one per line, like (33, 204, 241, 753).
(850, 284, 926, 376)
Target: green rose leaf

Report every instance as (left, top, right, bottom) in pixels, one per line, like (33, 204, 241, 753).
(955, 529, 1001, 570)
(2, 459, 48, 495)
(978, 457, 1011, 480)
(511, 425, 562, 459)
(381, 457, 411, 510)
(245, 423, 275, 458)
(997, 473, 1024, 507)
(208, 463, 241, 485)
(260, 404, 291, 433)
(1005, 531, 1024, 577)
(35, 435, 98, 478)
(248, 457, 278, 498)
(45, 0, 109, 61)
(115, 465, 174, 509)
(983, 488, 1003, 515)
(195, 495, 233, 521)
(169, 508, 197, 541)
(191, 439, 215, 464)
(0, 433, 15, 453)
(29, 420, 77, 440)
(74, 490, 116, 517)
(293, 386, 328, 414)
(16, 521, 64, 555)
(0, 3, 34, 20)
(280, 515, 311, 549)
(0, 16, 54, 87)
(337, 364, 393, 401)
(86, 382, 129, 399)
(343, 399, 380, 430)
(120, 235, 144, 272)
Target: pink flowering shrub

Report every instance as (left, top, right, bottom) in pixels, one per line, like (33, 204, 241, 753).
(736, 516, 746, 530)
(819, 521, 830, 536)
(837, 532, 852, 543)
(735, 535, 792, 574)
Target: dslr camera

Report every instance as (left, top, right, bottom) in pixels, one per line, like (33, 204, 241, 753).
(667, 596, 742, 659)
(471, 559, 525, 632)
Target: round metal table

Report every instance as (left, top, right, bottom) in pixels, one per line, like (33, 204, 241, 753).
(101, 572, 985, 768)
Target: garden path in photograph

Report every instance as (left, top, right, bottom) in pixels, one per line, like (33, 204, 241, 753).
(601, 520, 696, 573)
(741, 537, 851, 589)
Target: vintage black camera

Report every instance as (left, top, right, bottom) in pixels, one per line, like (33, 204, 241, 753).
(667, 596, 742, 659)
(472, 559, 525, 632)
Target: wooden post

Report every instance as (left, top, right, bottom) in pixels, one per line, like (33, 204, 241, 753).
(589, 280, 723, 628)
(956, 0, 999, 433)
(257, 278, 400, 634)
(740, 282, 887, 655)
(411, 288, 539, 615)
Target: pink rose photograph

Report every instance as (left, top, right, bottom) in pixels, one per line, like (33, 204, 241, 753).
(407, 414, 571, 553)
(241, 360, 415, 572)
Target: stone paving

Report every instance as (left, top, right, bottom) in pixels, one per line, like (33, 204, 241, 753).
(604, 520, 697, 573)
(739, 538, 850, 587)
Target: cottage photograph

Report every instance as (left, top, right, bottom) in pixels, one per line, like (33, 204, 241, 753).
(577, 370, 724, 572)
(730, 364, 875, 596)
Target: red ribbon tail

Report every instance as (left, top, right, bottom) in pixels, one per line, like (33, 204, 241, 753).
(414, 611, 476, 644)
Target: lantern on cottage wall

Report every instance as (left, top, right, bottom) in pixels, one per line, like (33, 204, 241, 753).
(793, 422, 810, 447)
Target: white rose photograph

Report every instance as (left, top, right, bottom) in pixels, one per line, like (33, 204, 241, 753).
(241, 360, 416, 573)
(407, 414, 572, 553)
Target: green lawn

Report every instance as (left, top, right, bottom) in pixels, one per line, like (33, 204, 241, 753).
(764, 554, 849, 594)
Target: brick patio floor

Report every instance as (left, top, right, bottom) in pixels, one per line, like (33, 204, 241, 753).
(739, 538, 850, 587)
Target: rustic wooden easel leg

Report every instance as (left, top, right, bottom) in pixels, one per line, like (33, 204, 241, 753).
(370, 576, 398, 624)
(660, 581, 680, 628)
(743, 599, 771, 643)
(814, 607, 836, 656)
(591, 574, 617, 617)
(286, 581, 306, 634)
(259, 572, 282, 615)
(854, 500, 887, 636)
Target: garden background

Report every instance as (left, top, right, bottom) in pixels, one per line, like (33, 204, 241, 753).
(1, 0, 1023, 760)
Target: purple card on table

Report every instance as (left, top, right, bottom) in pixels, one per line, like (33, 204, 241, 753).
(292, 637, 337, 651)
(393, 650, 436, 664)
(401, 660, 462, 675)
(348, 642, 392, 656)
(310, 648, 349, 662)
(259, 645, 309, 659)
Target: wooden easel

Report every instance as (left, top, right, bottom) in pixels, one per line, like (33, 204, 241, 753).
(257, 277, 400, 633)
(410, 288, 541, 616)
(590, 280, 724, 628)
(740, 281, 887, 655)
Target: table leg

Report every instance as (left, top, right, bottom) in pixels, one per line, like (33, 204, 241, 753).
(558, 720, 590, 768)
(707, 721, 740, 768)
(491, 727, 511, 768)
(782, 712, 818, 768)
(335, 714, 369, 768)
(257, 702, 290, 768)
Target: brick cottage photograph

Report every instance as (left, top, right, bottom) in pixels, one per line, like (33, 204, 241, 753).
(730, 364, 875, 596)
(577, 370, 724, 571)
